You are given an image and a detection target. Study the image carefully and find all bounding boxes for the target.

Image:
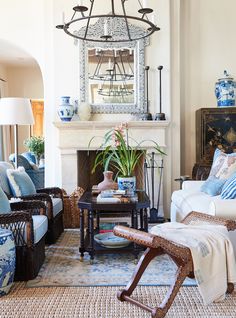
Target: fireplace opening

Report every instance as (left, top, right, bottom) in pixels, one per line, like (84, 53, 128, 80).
(77, 150, 145, 191)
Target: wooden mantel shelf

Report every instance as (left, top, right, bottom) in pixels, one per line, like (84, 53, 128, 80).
(54, 120, 170, 130)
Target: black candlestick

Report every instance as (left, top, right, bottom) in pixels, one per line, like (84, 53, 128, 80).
(155, 65, 166, 121)
(142, 66, 152, 120)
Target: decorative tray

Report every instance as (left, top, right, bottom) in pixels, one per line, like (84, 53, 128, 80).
(94, 232, 131, 249)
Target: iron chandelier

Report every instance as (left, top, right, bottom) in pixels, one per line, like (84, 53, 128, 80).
(89, 49, 134, 97)
(56, 0, 160, 42)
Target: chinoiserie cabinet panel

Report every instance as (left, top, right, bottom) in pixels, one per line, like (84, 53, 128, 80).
(193, 107, 236, 180)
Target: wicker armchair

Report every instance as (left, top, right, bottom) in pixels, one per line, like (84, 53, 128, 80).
(0, 200, 47, 281)
(0, 161, 64, 244)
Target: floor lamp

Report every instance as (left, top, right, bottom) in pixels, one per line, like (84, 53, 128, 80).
(0, 98, 35, 168)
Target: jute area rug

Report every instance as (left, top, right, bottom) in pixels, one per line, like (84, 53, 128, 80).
(27, 229, 195, 288)
(1, 282, 236, 318)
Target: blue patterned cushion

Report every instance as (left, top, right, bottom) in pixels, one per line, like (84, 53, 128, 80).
(200, 176, 226, 196)
(0, 187, 11, 214)
(6, 167, 36, 196)
(201, 149, 236, 196)
(221, 174, 236, 199)
(0, 162, 14, 195)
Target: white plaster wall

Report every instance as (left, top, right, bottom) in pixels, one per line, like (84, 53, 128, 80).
(0, 0, 171, 214)
(180, 0, 236, 176)
(7, 66, 43, 99)
(0, 64, 8, 97)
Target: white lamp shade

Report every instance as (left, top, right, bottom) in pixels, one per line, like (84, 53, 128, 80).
(0, 97, 35, 125)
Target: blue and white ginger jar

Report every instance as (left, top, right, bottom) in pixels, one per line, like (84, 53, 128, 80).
(58, 96, 74, 121)
(215, 70, 236, 107)
(0, 229, 15, 296)
(117, 176, 136, 195)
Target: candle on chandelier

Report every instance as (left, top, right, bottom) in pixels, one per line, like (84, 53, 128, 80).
(143, 0, 148, 8)
(108, 58, 112, 69)
(104, 20, 108, 36)
(62, 12, 65, 24)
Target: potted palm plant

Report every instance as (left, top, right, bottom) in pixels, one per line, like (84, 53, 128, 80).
(89, 123, 166, 193)
(24, 136, 44, 165)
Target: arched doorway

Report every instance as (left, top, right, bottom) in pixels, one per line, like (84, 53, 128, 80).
(0, 39, 44, 161)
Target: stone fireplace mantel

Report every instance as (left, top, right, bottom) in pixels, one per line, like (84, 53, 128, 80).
(54, 120, 171, 216)
(54, 120, 169, 150)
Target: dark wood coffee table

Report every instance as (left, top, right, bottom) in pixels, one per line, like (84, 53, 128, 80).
(78, 190, 150, 262)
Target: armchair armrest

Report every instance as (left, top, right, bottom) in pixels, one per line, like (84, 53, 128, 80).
(10, 200, 46, 216)
(208, 199, 236, 220)
(37, 187, 63, 199)
(182, 180, 205, 191)
(20, 193, 53, 219)
(0, 211, 34, 247)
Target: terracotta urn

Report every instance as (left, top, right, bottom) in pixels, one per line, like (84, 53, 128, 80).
(97, 171, 118, 191)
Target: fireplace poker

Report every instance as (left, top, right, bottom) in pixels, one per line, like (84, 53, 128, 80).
(148, 153, 165, 223)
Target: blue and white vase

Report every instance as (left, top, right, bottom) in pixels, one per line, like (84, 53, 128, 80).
(58, 96, 74, 121)
(0, 229, 15, 296)
(215, 70, 236, 107)
(117, 176, 136, 195)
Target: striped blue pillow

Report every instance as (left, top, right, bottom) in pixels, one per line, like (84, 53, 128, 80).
(221, 174, 236, 199)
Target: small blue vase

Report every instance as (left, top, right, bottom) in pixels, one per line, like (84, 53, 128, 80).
(58, 96, 74, 121)
(215, 70, 236, 107)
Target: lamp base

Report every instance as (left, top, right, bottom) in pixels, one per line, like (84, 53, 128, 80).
(155, 112, 166, 121)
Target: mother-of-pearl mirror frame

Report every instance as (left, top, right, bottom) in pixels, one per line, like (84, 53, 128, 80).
(77, 18, 149, 114)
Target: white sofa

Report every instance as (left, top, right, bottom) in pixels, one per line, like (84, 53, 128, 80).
(171, 180, 236, 254)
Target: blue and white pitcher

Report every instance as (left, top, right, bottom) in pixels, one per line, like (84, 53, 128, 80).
(215, 70, 236, 107)
(58, 96, 74, 121)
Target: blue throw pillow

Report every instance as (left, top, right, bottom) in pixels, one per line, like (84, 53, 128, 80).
(201, 149, 236, 196)
(0, 187, 11, 214)
(200, 176, 226, 196)
(221, 174, 236, 199)
(6, 167, 36, 196)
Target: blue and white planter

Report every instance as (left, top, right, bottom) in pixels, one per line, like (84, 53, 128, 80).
(215, 70, 236, 107)
(0, 229, 15, 296)
(58, 96, 74, 121)
(117, 176, 136, 195)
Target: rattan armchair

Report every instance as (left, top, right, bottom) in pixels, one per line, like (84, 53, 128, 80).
(0, 161, 64, 244)
(114, 212, 236, 318)
(0, 200, 47, 281)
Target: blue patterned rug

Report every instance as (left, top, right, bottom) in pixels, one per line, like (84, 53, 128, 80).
(27, 229, 196, 287)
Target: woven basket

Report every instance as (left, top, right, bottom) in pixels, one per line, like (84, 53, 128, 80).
(62, 187, 85, 228)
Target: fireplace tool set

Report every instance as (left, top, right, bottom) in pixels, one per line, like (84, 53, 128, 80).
(144, 152, 165, 223)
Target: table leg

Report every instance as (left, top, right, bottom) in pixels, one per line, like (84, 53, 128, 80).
(79, 208, 85, 261)
(133, 209, 139, 261)
(96, 210, 100, 231)
(144, 208, 148, 232)
(88, 209, 94, 263)
(139, 208, 144, 230)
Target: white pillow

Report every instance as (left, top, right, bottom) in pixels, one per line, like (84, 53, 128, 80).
(7, 167, 36, 196)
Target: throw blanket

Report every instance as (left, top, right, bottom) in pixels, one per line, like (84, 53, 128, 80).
(150, 222, 236, 305)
